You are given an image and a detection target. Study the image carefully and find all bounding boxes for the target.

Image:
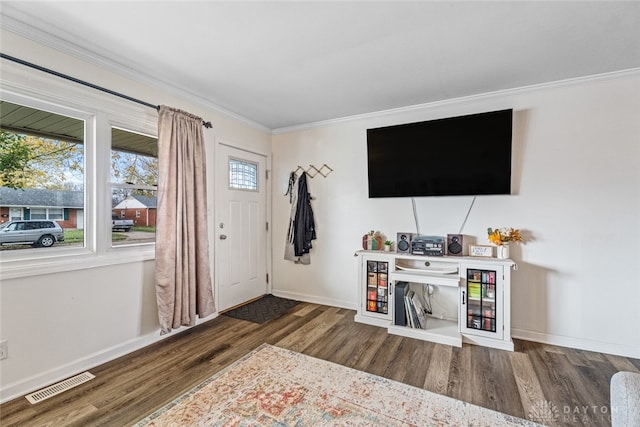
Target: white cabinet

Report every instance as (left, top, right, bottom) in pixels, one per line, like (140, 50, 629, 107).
(354, 253, 394, 328)
(354, 251, 514, 351)
(459, 262, 514, 351)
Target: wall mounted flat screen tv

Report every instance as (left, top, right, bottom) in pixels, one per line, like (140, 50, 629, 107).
(367, 109, 513, 198)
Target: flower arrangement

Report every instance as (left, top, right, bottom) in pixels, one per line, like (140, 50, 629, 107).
(487, 227, 523, 246)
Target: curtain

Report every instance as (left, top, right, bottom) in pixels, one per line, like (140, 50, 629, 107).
(155, 106, 215, 334)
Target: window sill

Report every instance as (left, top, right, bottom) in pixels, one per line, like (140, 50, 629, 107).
(0, 245, 155, 280)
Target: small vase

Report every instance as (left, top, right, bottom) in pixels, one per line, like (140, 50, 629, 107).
(384, 244, 391, 252)
(497, 244, 510, 259)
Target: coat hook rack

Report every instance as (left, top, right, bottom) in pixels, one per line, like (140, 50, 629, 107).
(293, 163, 333, 178)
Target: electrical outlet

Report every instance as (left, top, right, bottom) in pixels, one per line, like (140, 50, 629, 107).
(0, 340, 8, 360)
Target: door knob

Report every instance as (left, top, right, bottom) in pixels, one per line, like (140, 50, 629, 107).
(219, 234, 227, 240)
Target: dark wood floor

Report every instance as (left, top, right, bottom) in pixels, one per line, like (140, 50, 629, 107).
(2, 302, 638, 426)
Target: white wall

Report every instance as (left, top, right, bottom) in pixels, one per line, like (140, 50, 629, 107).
(271, 73, 640, 359)
(1, 24, 638, 406)
(0, 30, 271, 402)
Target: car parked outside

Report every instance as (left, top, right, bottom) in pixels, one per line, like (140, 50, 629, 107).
(0, 220, 65, 247)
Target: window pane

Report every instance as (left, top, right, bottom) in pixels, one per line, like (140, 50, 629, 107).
(111, 127, 158, 186)
(0, 100, 85, 251)
(110, 127, 157, 247)
(111, 188, 157, 246)
(48, 208, 63, 220)
(229, 158, 258, 191)
(30, 208, 46, 219)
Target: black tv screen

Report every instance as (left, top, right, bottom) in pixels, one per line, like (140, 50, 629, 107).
(367, 109, 513, 198)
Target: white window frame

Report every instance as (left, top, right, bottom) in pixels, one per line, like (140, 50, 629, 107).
(0, 61, 158, 279)
(109, 126, 158, 247)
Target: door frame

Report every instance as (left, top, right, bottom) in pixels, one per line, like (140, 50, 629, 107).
(213, 139, 272, 312)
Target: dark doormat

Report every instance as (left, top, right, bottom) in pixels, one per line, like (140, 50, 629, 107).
(222, 294, 301, 324)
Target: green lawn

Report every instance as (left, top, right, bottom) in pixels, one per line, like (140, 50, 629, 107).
(63, 229, 85, 244)
(132, 226, 156, 232)
(63, 228, 156, 243)
(63, 230, 128, 242)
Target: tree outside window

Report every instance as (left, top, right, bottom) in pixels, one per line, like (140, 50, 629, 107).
(0, 101, 85, 250)
(110, 127, 158, 247)
(1, 100, 159, 251)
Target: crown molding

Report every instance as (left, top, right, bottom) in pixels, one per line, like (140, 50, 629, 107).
(3, 5, 638, 136)
(272, 67, 640, 134)
(0, 6, 271, 133)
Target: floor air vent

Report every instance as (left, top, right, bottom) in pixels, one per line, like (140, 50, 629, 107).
(25, 371, 95, 404)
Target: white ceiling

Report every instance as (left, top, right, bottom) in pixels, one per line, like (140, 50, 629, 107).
(2, 1, 639, 130)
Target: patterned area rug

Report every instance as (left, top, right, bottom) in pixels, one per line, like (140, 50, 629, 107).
(222, 294, 301, 324)
(135, 344, 543, 426)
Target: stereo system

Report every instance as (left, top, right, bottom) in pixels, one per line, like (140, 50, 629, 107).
(411, 235, 445, 256)
(395, 233, 465, 256)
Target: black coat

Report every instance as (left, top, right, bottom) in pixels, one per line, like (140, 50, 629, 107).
(293, 173, 316, 256)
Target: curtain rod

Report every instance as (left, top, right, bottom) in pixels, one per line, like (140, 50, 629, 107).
(0, 53, 213, 129)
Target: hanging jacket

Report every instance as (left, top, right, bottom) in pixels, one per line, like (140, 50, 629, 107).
(284, 172, 300, 262)
(293, 172, 316, 257)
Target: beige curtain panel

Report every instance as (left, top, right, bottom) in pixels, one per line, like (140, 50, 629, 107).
(155, 105, 215, 334)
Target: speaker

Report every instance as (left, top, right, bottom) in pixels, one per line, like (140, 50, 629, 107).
(447, 234, 464, 255)
(396, 232, 412, 254)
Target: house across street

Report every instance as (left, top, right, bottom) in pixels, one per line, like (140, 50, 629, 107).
(0, 187, 155, 249)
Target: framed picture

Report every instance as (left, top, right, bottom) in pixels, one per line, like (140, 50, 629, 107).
(469, 245, 493, 257)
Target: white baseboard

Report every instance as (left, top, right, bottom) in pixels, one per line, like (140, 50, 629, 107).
(272, 292, 640, 359)
(512, 328, 640, 359)
(5, 309, 637, 404)
(271, 290, 357, 311)
(0, 313, 218, 404)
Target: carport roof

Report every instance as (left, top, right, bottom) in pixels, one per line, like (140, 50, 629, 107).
(0, 100, 157, 157)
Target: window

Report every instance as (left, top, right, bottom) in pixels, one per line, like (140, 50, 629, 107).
(28, 208, 63, 220)
(9, 208, 22, 220)
(7, 222, 22, 231)
(48, 208, 64, 220)
(30, 208, 47, 220)
(110, 127, 158, 246)
(229, 158, 258, 191)
(0, 100, 85, 251)
(1, 71, 159, 278)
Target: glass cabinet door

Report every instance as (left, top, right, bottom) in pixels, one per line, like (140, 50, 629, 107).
(463, 268, 500, 337)
(366, 260, 389, 314)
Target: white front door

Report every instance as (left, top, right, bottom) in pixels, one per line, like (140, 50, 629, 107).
(215, 144, 268, 312)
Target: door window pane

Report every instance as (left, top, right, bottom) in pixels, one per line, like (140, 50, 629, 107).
(229, 158, 258, 191)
